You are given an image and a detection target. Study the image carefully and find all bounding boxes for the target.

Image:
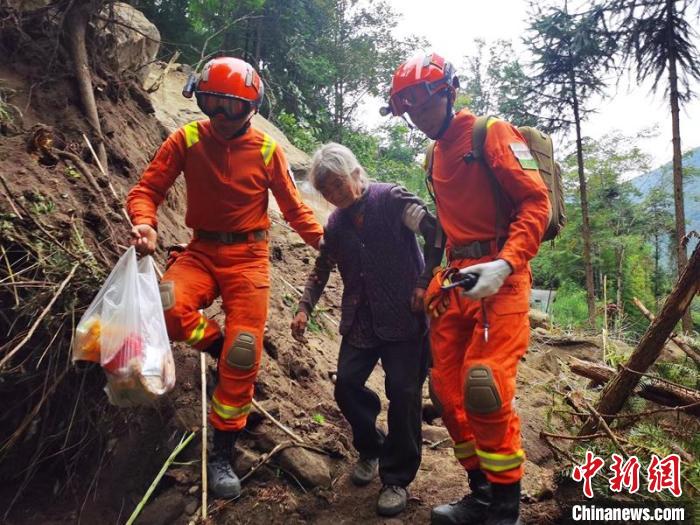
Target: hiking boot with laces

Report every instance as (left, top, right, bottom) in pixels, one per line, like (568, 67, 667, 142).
(377, 484, 408, 516)
(431, 469, 491, 524)
(207, 429, 241, 499)
(350, 456, 379, 486)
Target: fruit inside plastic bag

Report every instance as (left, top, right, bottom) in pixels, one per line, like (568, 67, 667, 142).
(72, 247, 175, 406)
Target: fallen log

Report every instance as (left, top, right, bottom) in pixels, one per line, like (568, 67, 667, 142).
(632, 296, 700, 367)
(570, 358, 700, 417)
(531, 331, 597, 347)
(579, 244, 700, 435)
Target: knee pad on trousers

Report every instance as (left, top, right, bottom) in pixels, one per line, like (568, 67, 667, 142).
(464, 365, 501, 414)
(159, 281, 175, 311)
(428, 373, 443, 417)
(225, 331, 256, 370)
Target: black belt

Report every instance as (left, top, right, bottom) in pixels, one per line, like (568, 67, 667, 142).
(194, 229, 267, 244)
(450, 238, 506, 260)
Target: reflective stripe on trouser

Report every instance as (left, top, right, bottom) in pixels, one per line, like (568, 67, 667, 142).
(161, 239, 270, 432)
(428, 263, 531, 484)
(454, 440, 477, 463)
(211, 395, 252, 421)
(477, 449, 525, 473)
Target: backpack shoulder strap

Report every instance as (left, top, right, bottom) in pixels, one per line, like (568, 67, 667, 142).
(467, 115, 509, 247)
(422, 141, 445, 251)
(470, 115, 500, 162)
(425, 141, 436, 176)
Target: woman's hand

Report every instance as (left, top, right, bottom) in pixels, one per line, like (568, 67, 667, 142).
(411, 287, 426, 313)
(291, 311, 309, 343)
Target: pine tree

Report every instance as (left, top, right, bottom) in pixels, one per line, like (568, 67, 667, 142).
(607, 0, 700, 331)
(526, 2, 618, 326)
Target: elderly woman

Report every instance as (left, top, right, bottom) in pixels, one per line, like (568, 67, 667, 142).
(291, 143, 442, 517)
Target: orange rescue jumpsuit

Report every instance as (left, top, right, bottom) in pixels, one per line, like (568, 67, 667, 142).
(127, 120, 323, 431)
(427, 110, 549, 484)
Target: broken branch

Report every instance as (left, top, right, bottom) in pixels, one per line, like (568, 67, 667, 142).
(251, 398, 304, 444)
(0, 263, 79, 370)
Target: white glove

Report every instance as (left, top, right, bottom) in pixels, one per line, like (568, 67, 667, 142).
(459, 259, 512, 300)
(401, 202, 426, 234)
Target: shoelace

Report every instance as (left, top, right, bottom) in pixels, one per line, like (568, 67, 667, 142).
(358, 458, 377, 470)
(382, 485, 405, 496)
(210, 457, 233, 475)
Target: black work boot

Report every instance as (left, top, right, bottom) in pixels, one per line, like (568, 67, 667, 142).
(431, 469, 491, 525)
(207, 429, 241, 499)
(485, 481, 521, 525)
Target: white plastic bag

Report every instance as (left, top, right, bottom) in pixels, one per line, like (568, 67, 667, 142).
(73, 247, 175, 406)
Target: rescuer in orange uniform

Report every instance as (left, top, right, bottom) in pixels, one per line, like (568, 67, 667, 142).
(384, 53, 549, 525)
(127, 57, 323, 499)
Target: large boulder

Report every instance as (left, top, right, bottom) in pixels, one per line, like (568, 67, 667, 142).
(95, 3, 160, 82)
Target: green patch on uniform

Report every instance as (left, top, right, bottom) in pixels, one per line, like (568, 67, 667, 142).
(509, 142, 539, 170)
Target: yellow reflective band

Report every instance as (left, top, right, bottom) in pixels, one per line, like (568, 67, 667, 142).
(486, 117, 499, 129)
(454, 440, 477, 460)
(260, 133, 276, 166)
(211, 395, 252, 420)
(184, 121, 200, 148)
(185, 315, 207, 346)
(477, 449, 525, 472)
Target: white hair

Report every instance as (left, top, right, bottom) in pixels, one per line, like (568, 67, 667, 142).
(309, 142, 367, 191)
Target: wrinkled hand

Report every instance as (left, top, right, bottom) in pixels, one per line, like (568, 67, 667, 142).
(459, 259, 512, 300)
(291, 311, 309, 343)
(411, 287, 426, 313)
(424, 272, 450, 318)
(130, 224, 157, 256)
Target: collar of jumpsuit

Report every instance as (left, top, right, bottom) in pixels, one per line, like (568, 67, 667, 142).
(435, 108, 473, 144)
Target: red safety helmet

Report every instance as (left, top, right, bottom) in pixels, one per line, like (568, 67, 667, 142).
(384, 53, 459, 116)
(191, 57, 264, 119)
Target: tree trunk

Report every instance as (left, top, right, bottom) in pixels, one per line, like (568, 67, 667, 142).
(666, 0, 691, 332)
(579, 243, 700, 435)
(570, 358, 700, 417)
(254, 17, 262, 66)
(616, 245, 624, 331)
(65, 0, 108, 172)
(571, 76, 596, 327)
(654, 232, 660, 305)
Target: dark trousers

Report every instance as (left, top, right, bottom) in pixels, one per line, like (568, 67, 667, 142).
(334, 335, 428, 487)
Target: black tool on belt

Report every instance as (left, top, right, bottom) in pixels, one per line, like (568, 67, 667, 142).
(440, 268, 479, 291)
(439, 269, 490, 343)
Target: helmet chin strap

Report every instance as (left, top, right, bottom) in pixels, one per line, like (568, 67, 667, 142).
(215, 112, 255, 139)
(431, 94, 455, 140)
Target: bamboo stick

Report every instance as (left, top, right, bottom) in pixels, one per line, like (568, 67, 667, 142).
(125, 432, 196, 525)
(200, 352, 208, 520)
